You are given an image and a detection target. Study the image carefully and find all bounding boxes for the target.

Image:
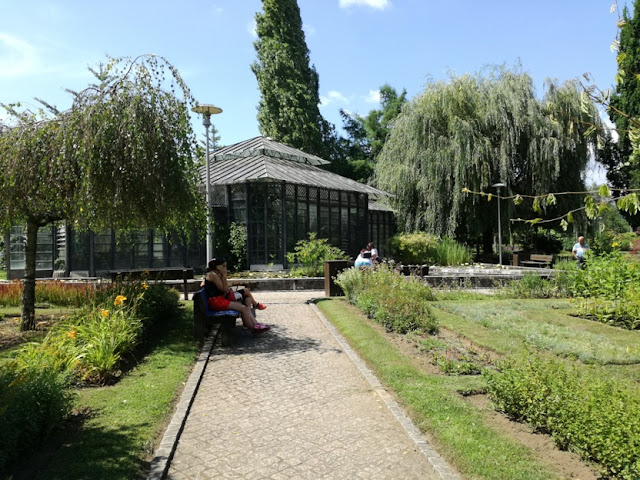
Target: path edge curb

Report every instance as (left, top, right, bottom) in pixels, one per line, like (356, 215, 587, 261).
(146, 327, 219, 480)
(310, 301, 462, 480)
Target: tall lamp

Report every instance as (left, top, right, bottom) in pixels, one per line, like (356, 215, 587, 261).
(491, 183, 506, 266)
(192, 104, 223, 262)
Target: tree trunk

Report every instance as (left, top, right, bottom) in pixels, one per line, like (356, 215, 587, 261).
(482, 229, 494, 260)
(21, 219, 39, 331)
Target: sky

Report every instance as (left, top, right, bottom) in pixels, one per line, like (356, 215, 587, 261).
(0, 0, 630, 184)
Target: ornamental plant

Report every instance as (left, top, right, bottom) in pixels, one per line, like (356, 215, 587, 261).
(335, 264, 438, 334)
(286, 233, 349, 277)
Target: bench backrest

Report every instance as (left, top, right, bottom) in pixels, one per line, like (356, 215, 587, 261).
(530, 254, 553, 262)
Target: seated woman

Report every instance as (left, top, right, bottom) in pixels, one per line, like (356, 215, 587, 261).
(204, 258, 270, 336)
(354, 247, 374, 268)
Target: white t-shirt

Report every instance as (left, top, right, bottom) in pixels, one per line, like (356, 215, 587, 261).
(572, 242, 586, 258)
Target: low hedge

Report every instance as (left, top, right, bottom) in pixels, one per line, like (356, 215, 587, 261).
(335, 265, 438, 334)
(485, 353, 640, 479)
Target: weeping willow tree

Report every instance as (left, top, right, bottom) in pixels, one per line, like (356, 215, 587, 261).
(0, 55, 204, 330)
(374, 66, 601, 246)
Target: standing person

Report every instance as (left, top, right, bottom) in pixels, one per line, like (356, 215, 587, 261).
(572, 236, 588, 269)
(367, 242, 379, 263)
(204, 258, 270, 336)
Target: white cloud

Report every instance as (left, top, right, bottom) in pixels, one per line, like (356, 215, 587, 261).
(0, 33, 38, 78)
(364, 89, 381, 104)
(339, 0, 391, 10)
(248, 19, 257, 38)
(320, 90, 349, 107)
(303, 23, 316, 36)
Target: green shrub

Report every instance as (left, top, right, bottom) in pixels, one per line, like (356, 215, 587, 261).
(0, 363, 73, 474)
(388, 232, 438, 264)
(335, 265, 438, 334)
(485, 353, 640, 479)
(286, 233, 349, 277)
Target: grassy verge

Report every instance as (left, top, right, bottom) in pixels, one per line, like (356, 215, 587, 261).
(316, 298, 561, 480)
(13, 302, 199, 480)
(0, 270, 6, 280)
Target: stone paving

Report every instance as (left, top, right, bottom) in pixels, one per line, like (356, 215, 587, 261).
(150, 290, 459, 480)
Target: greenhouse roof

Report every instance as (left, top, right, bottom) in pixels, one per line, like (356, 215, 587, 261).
(201, 136, 390, 197)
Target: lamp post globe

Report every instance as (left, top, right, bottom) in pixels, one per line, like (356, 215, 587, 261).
(192, 104, 223, 262)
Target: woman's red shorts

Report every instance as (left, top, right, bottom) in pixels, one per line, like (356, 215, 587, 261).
(208, 295, 231, 311)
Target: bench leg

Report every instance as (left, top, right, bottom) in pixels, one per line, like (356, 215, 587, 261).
(220, 317, 237, 347)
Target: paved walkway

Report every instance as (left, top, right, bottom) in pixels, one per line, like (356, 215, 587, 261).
(148, 291, 459, 480)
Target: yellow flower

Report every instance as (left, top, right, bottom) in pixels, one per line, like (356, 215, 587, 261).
(114, 295, 127, 306)
(142, 282, 148, 290)
(612, 242, 620, 248)
(67, 329, 77, 339)
(100, 309, 110, 318)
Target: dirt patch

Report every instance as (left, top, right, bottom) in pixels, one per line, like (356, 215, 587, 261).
(466, 394, 600, 480)
(0, 315, 57, 350)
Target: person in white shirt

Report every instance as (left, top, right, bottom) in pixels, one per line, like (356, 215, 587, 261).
(572, 236, 588, 269)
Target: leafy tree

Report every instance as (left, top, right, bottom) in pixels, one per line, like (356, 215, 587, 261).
(336, 84, 407, 182)
(374, 66, 601, 249)
(251, 0, 331, 158)
(360, 84, 408, 159)
(608, 0, 640, 189)
(0, 55, 204, 330)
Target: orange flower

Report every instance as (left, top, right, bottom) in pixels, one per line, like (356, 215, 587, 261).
(67, 329, 77, 339)
(114, 295, 127, 306)
(100, 309, 110, 318)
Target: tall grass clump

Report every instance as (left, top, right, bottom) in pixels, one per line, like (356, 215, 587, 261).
(335, 265, 438, 334)
(286, 232, 349, 277)
(485, 353, 640, 479)
(430, 237, 472, 266)
(388, 232, 471, 266)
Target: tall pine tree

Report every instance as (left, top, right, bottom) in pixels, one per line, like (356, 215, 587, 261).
(609, 0, 640, 189)
(251, 0, 329, 158)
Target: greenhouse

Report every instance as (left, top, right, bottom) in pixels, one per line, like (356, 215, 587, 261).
(5, 136, 395, 279)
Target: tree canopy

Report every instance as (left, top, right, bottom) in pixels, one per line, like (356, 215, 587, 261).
(374, 66, 602, 241)
(0, 55, 204, 329)
(251, 0, 330, 158)
(608, 0, 640, 189)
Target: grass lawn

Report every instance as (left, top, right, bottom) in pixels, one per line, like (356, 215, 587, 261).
(6, 301, 200, 480)
(316, 297, 623, 480)
(0, 270, 6, 280)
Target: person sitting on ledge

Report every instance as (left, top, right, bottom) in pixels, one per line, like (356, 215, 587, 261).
(204, 258, 269, 336)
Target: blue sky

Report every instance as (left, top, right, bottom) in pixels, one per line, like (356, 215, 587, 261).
(0, 1, 628, 182)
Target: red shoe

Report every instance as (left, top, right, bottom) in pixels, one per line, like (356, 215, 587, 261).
(255, 303, 267, 310)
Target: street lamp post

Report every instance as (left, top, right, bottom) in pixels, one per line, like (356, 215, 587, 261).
(492, 182, 506, 266)
(192, 104, 223, 262)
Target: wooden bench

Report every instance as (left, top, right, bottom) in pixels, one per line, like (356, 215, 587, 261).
(193, 288, 247, 346)
(520, 254, 554, 268)
(110, 268, 194, 299)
